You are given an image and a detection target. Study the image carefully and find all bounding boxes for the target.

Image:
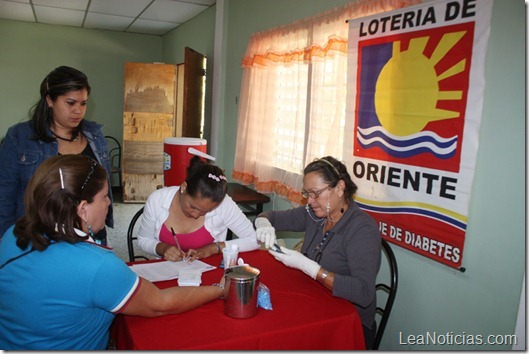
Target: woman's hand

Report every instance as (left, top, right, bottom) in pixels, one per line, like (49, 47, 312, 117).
(190, 242, 223, 260)
(255, 217, 277, 249)
(161, 244, 187, 262)
(214, 274, 227, 300)
(269, 246, 320, 279)
(183, 248, 199, 262)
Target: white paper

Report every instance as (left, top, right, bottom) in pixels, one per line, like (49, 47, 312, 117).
(129, 260, 216, 283)
(178, 269, 202, 286)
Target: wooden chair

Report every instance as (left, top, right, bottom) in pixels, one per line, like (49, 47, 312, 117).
(373, 239, 399, 350)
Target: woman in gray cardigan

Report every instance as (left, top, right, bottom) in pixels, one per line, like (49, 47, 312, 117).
(255, 156, 381, 349)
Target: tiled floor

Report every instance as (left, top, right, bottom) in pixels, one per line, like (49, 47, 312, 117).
(107, 187, 152, 262)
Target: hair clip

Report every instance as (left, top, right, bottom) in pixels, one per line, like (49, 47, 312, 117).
(59, 168, 65, 189)
(208, 173, 226, 182)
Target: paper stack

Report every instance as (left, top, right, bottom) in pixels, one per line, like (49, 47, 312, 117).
(129, 260, 216, 283)
(178, 269, 202, 286)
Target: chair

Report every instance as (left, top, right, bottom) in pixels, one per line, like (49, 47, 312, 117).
(373, 239, 399, 350)
(105, 136, 122, 189)
(127, 207, 149, 262)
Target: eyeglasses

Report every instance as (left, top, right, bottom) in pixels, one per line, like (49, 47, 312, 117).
(301, 186, 330, 199)
(304, 230, 334, 263)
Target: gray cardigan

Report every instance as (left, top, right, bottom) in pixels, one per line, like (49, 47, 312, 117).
(259, 200, 381, 329)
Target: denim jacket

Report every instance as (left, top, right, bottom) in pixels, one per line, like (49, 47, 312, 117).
(0, 120, 114, 237)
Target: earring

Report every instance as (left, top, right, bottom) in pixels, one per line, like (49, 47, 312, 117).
(326, 202, 330, 214)
(87, 224, 95, 238)
(88, 224, 103, 245)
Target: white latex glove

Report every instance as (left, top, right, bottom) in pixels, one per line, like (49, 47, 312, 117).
(269, 246, 321, 279)
(255, 217, 277, 249)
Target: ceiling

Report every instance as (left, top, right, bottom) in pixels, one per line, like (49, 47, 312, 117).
(0, 0, 216, 36)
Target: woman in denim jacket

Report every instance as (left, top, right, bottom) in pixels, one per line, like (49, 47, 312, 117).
(0, 66, 113, 243)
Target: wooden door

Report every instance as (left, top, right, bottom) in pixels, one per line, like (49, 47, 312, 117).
(182, 47, 207, 138)
(121, 50, 207, 203)
(122, 62, 176, 202)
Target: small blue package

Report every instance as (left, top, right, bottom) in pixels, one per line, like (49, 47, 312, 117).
(257, 282, 273, 310)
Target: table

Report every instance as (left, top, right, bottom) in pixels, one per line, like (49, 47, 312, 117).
(226, 182, 270, 240)
(111, 250, 365, 350)
(227, 182, 270, 216)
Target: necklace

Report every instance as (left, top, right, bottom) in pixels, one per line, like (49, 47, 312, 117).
(52, 130, 79, 142)
(304, 220, 335, 263)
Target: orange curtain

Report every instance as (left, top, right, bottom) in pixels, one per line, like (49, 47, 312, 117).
(233, 0, 422, 204)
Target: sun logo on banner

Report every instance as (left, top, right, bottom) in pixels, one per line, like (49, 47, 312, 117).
(376, 32, 465, 135)
(354, 23, 474, 172)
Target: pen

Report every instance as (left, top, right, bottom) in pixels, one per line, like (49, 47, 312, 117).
(170, 227, 187, 261)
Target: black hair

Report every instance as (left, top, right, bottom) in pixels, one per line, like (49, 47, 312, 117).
(185, 156, 227, 203)
(303, 156, 357, 199)
(30, 66, 91, 142)
(14, 155, 106, 251)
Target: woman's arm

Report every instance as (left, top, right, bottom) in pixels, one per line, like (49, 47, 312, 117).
(258, 207, 308, 232)
(121, 279, 224, 317)
(137, 189, 170, 256)
(333, 220, 381, 308)
(209, 196, 259, 252)
(0, 130, 23, 237)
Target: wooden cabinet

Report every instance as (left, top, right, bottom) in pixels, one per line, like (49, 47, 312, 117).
(122, 48, 206, 202)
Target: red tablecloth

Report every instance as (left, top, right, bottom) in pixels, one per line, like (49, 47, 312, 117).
(111, 250, 365, 350)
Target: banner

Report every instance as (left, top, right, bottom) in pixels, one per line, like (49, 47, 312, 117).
(344, 0, 493, 269)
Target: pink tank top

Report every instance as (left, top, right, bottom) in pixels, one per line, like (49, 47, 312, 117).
(159, 224, 214, 251)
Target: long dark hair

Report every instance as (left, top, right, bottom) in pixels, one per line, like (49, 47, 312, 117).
(303, 156, 357, 199)
(185, 156, 227, 203)
(14, 155, 106, 251)
(30, 66, 91, 142)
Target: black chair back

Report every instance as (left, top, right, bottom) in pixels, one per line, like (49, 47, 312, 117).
(127, 207, 148, 262)
(373, 239, 399, 350)
(105, 136, 122, 189)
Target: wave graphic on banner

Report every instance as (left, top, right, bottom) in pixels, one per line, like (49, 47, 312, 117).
(357, 126, 458, 159)
(355, 197, 467, 231)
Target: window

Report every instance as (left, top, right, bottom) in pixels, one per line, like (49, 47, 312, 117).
(232, 0, 421, 204)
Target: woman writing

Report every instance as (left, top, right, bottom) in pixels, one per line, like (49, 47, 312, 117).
(138, 156, 259, 262)
(0, 66, 113, 244)
(0, 155, 225, 350)
(255, 156, 381, 349)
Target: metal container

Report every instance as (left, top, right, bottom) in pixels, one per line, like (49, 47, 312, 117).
(223, 265, 260, 319)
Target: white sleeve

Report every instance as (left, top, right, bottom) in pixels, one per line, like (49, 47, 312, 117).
(136, 189, 169, 256)
(209, 196, 260, 252)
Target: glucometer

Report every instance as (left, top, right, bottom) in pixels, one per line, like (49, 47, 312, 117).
(270, 243, 285, 254)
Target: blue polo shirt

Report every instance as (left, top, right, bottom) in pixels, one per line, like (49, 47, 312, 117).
(0, 226, 139, 350)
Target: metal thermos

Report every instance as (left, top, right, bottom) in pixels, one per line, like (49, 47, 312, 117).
(223, 265, 260, 319)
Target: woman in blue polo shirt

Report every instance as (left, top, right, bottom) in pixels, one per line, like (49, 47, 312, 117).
(0, 155, 224, 350)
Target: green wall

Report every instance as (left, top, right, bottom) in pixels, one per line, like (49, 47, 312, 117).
(0, 19, 163, 140)
(216, 0, 526, 350)
(162, 6, 216, 145)
(0, 0, 525, 350)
